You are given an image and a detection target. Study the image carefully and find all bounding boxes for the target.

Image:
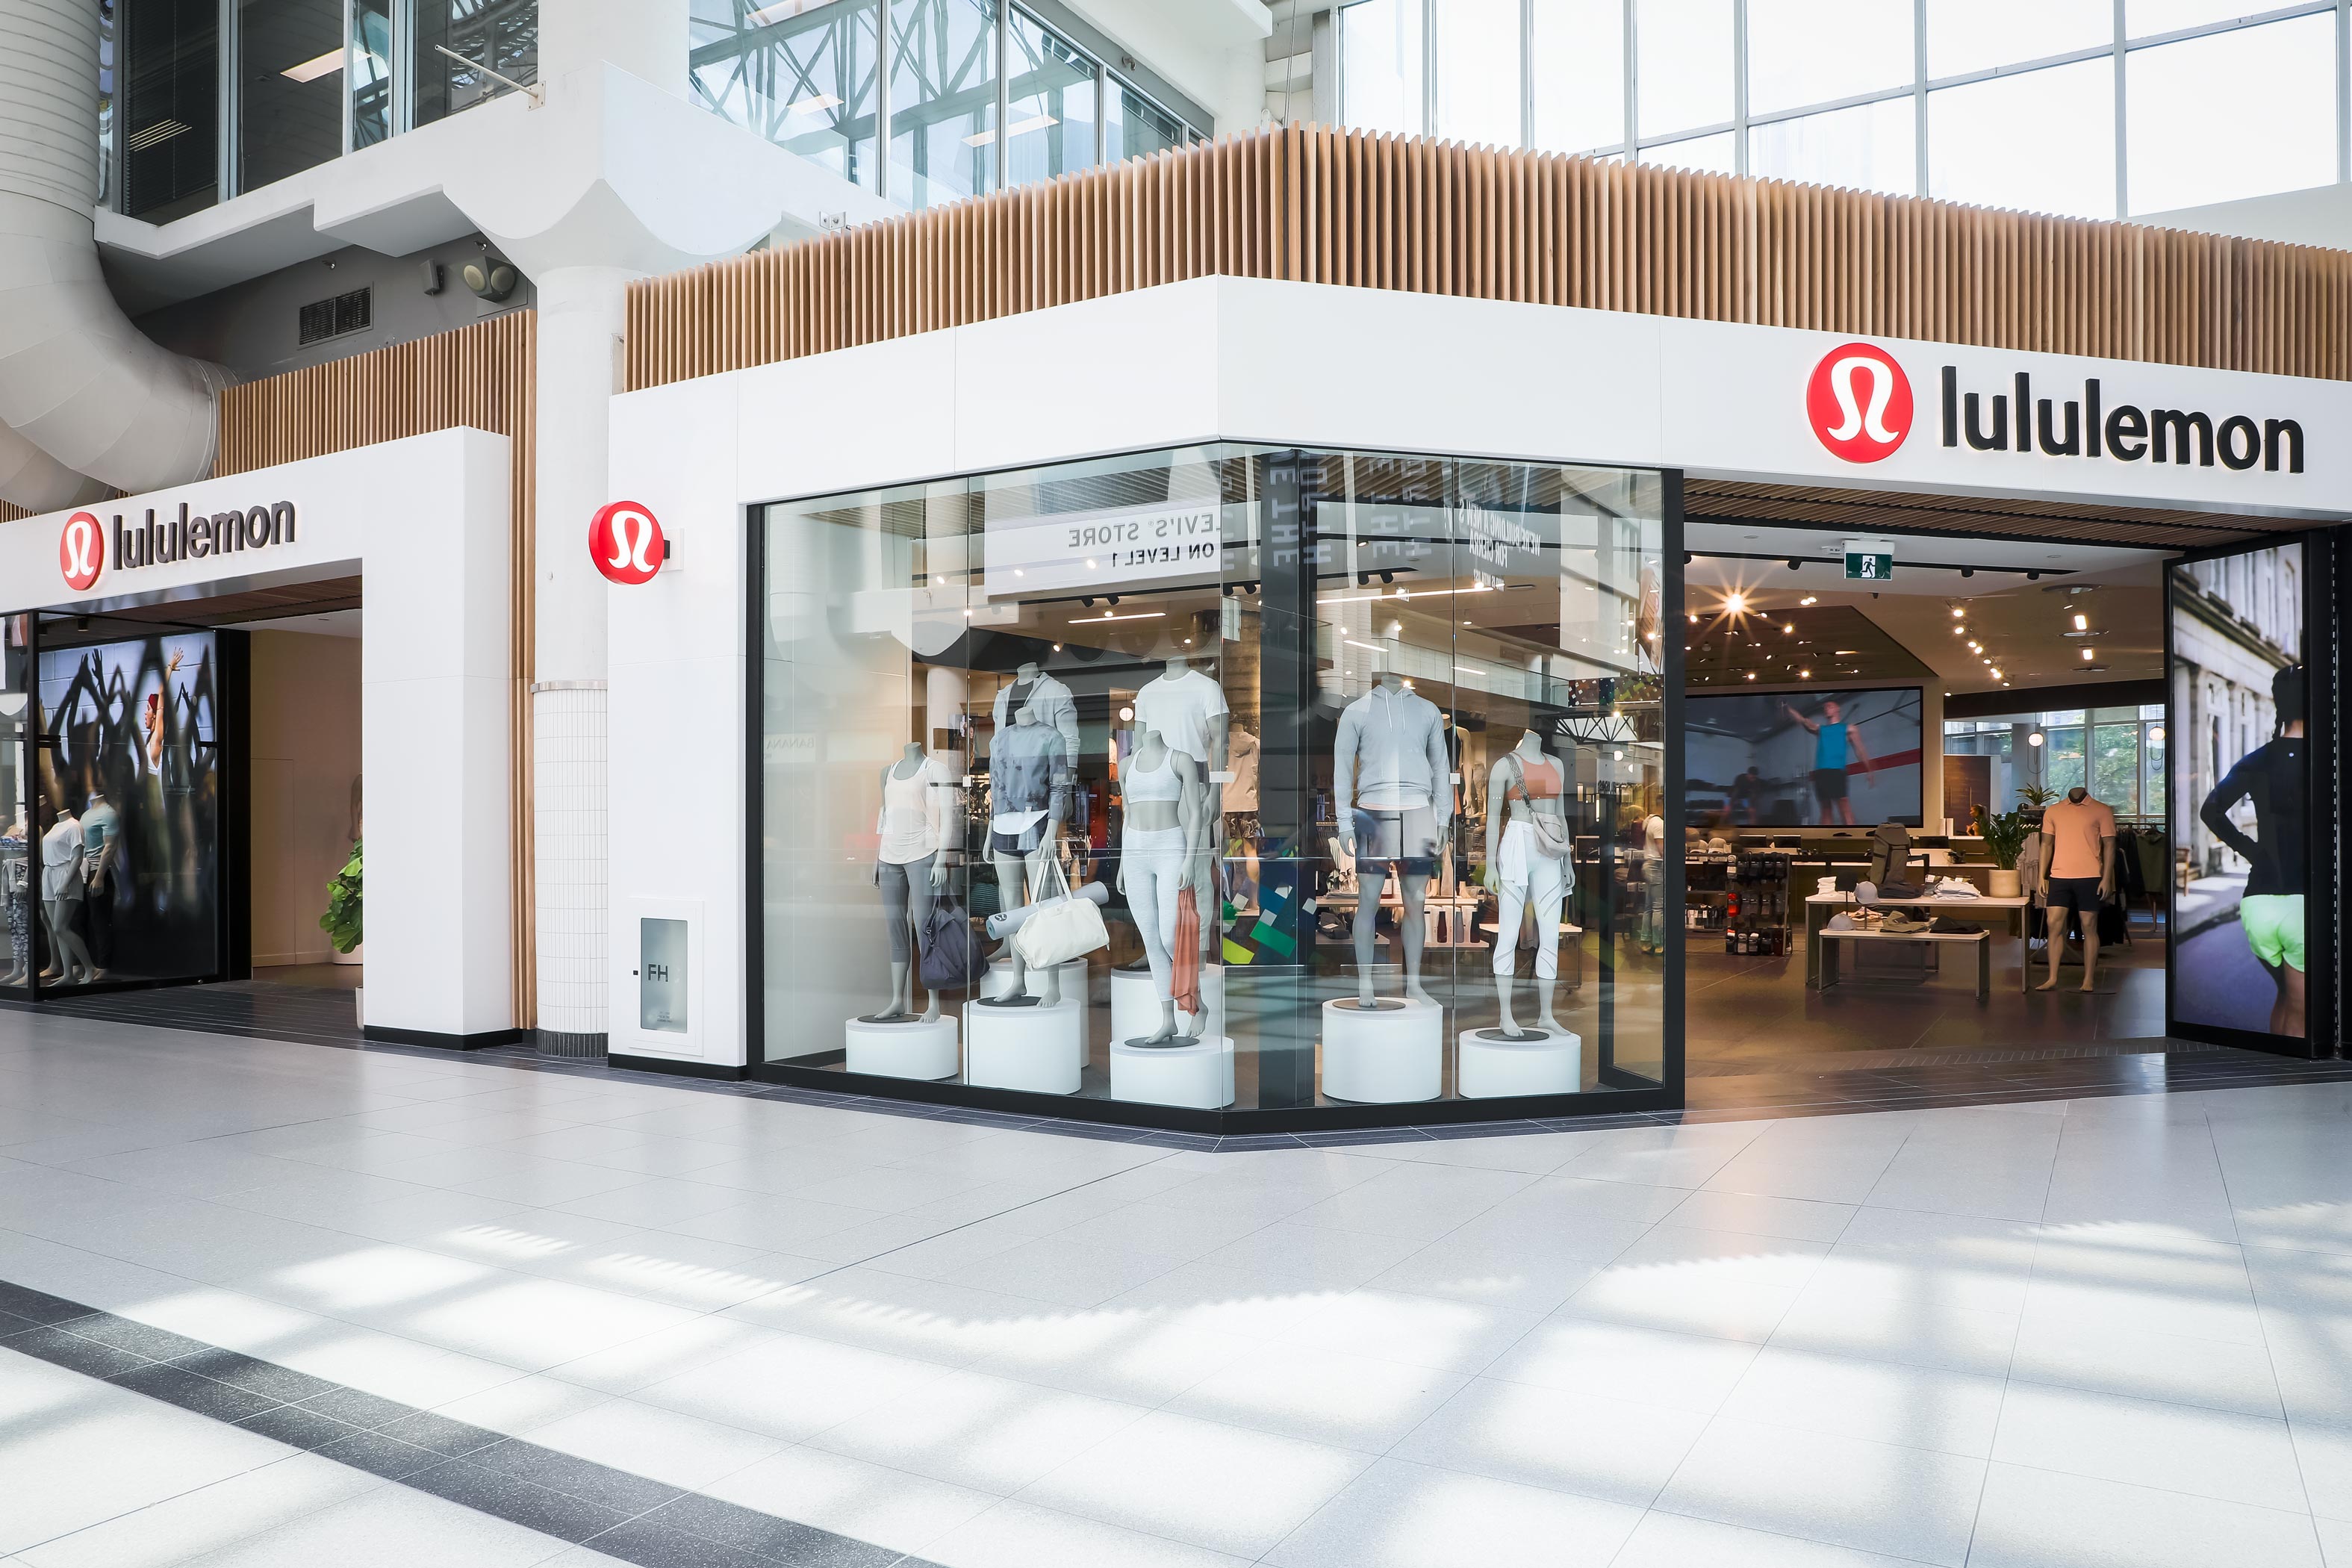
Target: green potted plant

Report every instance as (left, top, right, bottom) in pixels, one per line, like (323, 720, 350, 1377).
(320, 840, 362, 1022)
(1971, 804, 2029, 897)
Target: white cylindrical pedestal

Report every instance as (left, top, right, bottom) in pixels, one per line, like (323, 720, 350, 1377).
(1110, 1035, 1235, 1110)
(1110, 964, 1224, 1045)
(844, 1016, 959, 1080)
(966, 998, 1083, 1094)
(984, 957, 1089, 1003)
(1457, 1029, 1583, 1099)
(1320, 998, 1443, 1104)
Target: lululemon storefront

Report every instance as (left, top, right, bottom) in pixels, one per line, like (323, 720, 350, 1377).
(591, 273, 2352, 1130)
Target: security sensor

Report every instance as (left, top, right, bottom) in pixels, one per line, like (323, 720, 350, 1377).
(463, 259, 518, 302)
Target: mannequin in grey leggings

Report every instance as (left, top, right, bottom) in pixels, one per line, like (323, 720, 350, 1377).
(868, 743, 953, 1022)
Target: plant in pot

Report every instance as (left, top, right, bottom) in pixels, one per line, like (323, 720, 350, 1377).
(320, 841, 362, 1023)
(1971, 804, 2029, 898)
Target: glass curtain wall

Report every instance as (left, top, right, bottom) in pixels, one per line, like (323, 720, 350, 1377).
(1, 620, 29, 997)
(413, 0, 540, 128)
(237, 0, 345, 193)
(689, 0, 884, 193)
(1341, 0, 2348, 220)
(756, 444, 1673, 1122)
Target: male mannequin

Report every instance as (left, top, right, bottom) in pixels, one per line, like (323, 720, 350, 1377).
(868, 741, 953, 1023)
(39, 809, 94, 985)
(1134, 655, 1227, 967)
(1116, 723, 1207, 1044)
(80, 788, 119, 977)
(983, 700, 1069, 1007)
(1335, 672, 1451, 1007)
(2038, 784, 2116, 992)
(1483, 729, 1575, 1037)
(992, 661, 1078, 772)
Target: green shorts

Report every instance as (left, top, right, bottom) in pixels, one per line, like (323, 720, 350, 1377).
(2239, 894, 2305, 973)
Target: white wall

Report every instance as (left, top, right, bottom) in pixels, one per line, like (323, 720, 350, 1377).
(249, 630, 361, 966)
(0, 428, 513, 1040)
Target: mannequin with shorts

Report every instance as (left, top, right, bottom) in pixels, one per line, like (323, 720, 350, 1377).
(1481, 730, 1575, 1037)
(1335, 672, 1452, 1007)
(2038, 785, 2116, 993)
(2200, 663, 2307, 1035)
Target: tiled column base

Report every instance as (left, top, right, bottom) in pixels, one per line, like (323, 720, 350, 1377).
(534, 1029, 609, 1060)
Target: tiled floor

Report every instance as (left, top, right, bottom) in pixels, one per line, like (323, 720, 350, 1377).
(4, 1015, 2352, 1563)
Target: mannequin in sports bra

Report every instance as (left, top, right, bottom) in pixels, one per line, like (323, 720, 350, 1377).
(868, 741, 954, 1023)
(1481, 729, 1575, 1039)
(1117, 723, 1207, 1043)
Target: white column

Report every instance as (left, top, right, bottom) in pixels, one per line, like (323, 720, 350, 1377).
(532, 264, 636, 1050)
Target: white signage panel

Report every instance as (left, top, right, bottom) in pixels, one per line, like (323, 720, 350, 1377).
(982, 501, 1225, 595)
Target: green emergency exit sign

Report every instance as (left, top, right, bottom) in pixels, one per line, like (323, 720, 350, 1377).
(1844, 547, 1893, 581)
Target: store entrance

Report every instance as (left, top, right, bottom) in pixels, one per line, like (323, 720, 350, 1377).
(1678, 522, 2177, 1090)
(1, 581, 361, 1036)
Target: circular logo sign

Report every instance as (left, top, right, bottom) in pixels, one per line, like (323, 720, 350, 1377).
(1805, 342, 1913, 463)
(59, 511, 104, 593)
(588, 501, 665, 586)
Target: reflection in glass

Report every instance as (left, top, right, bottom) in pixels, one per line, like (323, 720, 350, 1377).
(1, 620, 27, 994)
(1531, 0, 1625, 152)
(1749, 98, 1914, 195)
(1340, 0, 1423, 135)
(414, 0, 539, 128)
(1640, 131, 1736, 175)
(892, 0, 998, 208)
(1746, 0, 1911, 116)
(350, 0, 393, 149)
(238, 0, 346, 191)
(2126, 15, 2335, 215)
(1925, 0, 2109, 80)
(1437, 0, 1521, 147)
(691, 0, 883, 191)
(1636, 0, 1732, 139)
(1106, 79, 1194, 164)
(1929, 58, 2115, 219)
(119, 0, 220, 220)
(758, 447, 1672, 1114)
(1005, 10, 1098, 187)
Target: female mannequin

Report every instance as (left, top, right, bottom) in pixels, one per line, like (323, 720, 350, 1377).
(0, 810, 28, 988)
(1482, 729, 1574, 1038)
(983, 701, 1069, 1008)
(1116, 723, 1207, 1043)
(868, 741, 953, 1022)
(1335, 671, 1450, 1007)
(39, 808, 94, 986)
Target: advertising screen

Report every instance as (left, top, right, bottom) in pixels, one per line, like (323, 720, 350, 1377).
(1687, 687, 1923, 830)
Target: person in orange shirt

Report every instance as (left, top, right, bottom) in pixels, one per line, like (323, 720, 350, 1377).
(2037, 786, 2116, 992)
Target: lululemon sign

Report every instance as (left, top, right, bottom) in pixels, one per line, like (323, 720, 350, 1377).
(589, 500, 665, 585)
(1806, 342, 1914, 464)
(58, 511, 104, 592)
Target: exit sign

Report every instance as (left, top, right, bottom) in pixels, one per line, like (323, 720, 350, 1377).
(1844, 538, 1894, 581)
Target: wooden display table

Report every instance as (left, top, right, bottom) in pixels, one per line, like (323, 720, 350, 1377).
(1817, 924, 1991, 1000)
(1803, 892, 2032, 994)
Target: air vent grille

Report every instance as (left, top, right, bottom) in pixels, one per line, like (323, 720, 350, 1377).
(297, 287, 373, 346)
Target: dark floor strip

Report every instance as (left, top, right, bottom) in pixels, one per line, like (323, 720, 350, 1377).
(0, 1278, 929, 1568)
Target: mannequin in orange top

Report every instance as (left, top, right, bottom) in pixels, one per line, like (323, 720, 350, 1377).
(1481, 729, 1575, 1039)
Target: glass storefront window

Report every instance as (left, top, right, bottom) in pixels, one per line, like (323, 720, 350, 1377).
(2044, 725, 2085, 792)
(691, 0, 885, 193)
(238, 0, 346, 192)
(891, 0, 998, 208)
(1, 619, 28, 996)
(1004, 10, 1097, 187)
(413, 0, 539, 130)
(756, 445, 1673, 1121)
(2092, 721, 2141, 815)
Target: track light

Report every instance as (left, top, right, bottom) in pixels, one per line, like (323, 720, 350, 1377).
(1960, 567, 1974, 578)
(2026, 570, 2041, 581)
(1788, 559, 1802, 570)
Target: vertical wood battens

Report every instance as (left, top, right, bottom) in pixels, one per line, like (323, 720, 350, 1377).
(216, 312, 538, 1029)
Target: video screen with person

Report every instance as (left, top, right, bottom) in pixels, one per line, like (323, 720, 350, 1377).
(1686, 688, 1923, 830)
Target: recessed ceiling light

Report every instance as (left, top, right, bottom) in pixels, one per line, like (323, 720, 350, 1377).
(281, 49, 343, 82)
(1799, 595, 1817, 606)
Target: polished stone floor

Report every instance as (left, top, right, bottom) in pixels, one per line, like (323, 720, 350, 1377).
(7, 1010, 2352, 1564)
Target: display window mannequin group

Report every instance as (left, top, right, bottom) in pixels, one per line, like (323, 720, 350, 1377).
(1335, 670, 1452, 1009)
(868, 741, 956, 1024)
(1482, 729, 1575, 1038)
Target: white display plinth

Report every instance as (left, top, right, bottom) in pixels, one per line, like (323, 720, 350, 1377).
(983, 957, 1089, 1004)
(966, 996, 1083, 1094)
(1320, 998, 1443, 1103)
(1110, 1034, 1235, 1110)
(1110, 964, 1225, 1045)
(844, 1015, 959, 1080)
(1457, 1028, 1582, 1099)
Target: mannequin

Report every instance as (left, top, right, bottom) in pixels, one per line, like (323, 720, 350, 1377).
(993, 662, 1080, 772)
(80, 788, 119, 977)
(1116, 723, 1207, 1043)
(983, 700, 1070, 1007)
(0, 809, 28, 988)
(1482, 730, 1575, 1037)
(2038, 783, 2116, 993)
(868, 741, 954, 1022)
(1135, 655, 1228, 968)
(39, 809, 93, 985)
(1335, 671, 1451, 1007)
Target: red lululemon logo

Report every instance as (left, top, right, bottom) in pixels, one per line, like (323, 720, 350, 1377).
(589, 501, 664, 585)
(1807, 342, 1913, 463)
(59, 511, 104, 591)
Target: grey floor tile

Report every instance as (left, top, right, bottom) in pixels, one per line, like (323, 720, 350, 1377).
(108, 1361, 288, 1422)
(636, 1492, 905, 1566)
(166, 1348, 342, 1404)
(237, 1402, 367, 1450)
(372, 1409, 506, 1457)
(402, 1458, 639, 1543)
(464, 1438, 686, 1515)
(9, 1322, 152, 1378)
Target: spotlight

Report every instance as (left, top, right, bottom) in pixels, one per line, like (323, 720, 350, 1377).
(1683, 552, 1693, 564)
(1357, 571, 1370, 586)
(2073, 612, 2088, 630)
(1726, 593, 1746, 614)
(2026, 570, 2041, 581)
(1799, 595, 1817, 606)
(1081, 597, 1095, 608)
(1960, 567, 1974, 578)
(1222, 584, 1234, 597)
(2029, 731, 2044, 747)
(1379, 570, 1395, 585)
(2150, 726, 2165, 744)
(1788, 559, 1802, 570)
(1951, 606, 1965, 617)
(1107, 595, 1120, 606)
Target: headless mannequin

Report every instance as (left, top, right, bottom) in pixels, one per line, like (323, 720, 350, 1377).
(1153, 656, 1225, 971)
(985, 704, 1068, 1009)
(1483, 730, 1572, 1038)
(2038, 785, 2116, 994)
(868, 743, 949, 1023)
(0, 810, 26, 987)
(1338, 672, 1445, 1008)
(1116, 724, 1207, 1043)
(40, 809, 93, 985)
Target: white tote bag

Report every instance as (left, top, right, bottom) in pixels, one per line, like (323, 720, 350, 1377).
(1013, 853, 1110, 968)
